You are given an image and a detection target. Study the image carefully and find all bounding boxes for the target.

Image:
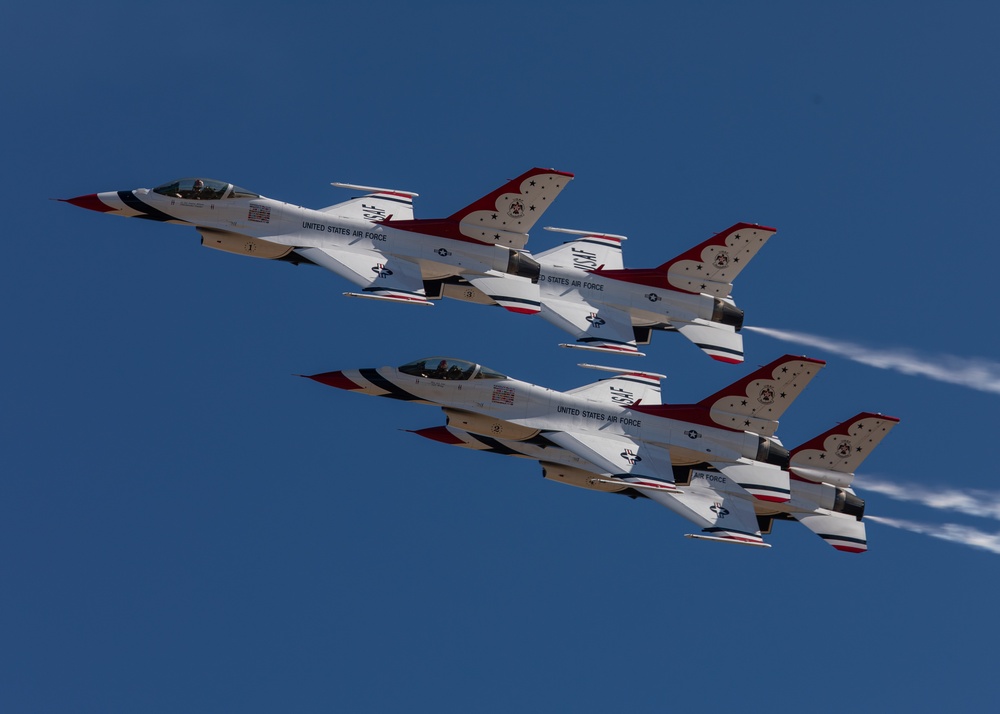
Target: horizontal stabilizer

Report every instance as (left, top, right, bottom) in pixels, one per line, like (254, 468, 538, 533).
(793, 511, 868, 553)
(675, 320, 744, 364)
(713, 461, 790, 503)
(463, 273, 540, 314)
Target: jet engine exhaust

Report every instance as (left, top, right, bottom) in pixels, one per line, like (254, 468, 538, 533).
(506, 250, 541, 283)
(713, 299, 744, 330)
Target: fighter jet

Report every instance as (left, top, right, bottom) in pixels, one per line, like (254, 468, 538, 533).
(304, 355, 897, 550)
(61, 168, 572, 309)
(526, 223, 776, 362)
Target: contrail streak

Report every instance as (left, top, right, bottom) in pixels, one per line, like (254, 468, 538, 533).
(862, 476, 1000, 521)
(867, 515, 1000, 555)
(744, 326, 1000, 395)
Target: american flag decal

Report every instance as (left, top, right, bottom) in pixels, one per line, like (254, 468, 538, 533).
(492, 384, 515, 405)
(248, 204, 271, 223)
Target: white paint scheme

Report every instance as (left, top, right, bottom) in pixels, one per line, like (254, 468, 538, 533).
(407, 412, 896, 552)
(521, 223, 776, 361)
(307, 353, 893, 550)
(63, 168, 572, 309)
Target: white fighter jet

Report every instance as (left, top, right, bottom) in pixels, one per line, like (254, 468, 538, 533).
(527, 223, 776, 362)
(305, 355, 898, 551)
(61, 168, 572, 309)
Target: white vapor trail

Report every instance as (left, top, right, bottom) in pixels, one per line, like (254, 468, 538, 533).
(744, 326, 1000, 395)
(866, 515, 1000, 555)
(862, 477, 1000, 521)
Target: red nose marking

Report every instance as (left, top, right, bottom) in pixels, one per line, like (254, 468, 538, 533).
(408, 426, 466, 445)
(302, 371, 363, 390)
(61, 194, 116, 212)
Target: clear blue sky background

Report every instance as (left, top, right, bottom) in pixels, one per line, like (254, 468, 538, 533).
(4, 2, 999, 711)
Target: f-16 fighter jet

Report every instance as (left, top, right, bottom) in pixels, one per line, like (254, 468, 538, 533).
(526, 223, 776, 362)
(305, 355, 897, 550)
(61, 168, 572, 308)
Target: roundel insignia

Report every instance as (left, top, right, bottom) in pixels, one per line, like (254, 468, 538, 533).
(620, 449, 641, 465)
(586, 313, 606, 327)
(646, 293, 660, 302)
(436, 248, 451, 257)
(508, 199, 525, 218)
(710, 502, 730, 518)
(372, 264, 393, 278)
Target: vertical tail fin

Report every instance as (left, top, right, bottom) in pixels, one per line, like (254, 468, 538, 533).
(590, 223, 775, 297)
(632, 354, 824, 437)
(695, 354, 826, 436)
(385, 167, 573, 249)
(790, 412, 901, 488)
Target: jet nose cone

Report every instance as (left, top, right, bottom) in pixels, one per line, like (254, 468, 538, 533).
(60, 193, 118, 213)
(302, 371, 364, 390)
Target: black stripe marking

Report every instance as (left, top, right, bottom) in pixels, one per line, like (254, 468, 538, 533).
(359, 368, 423, 401)
(578, 337, 635, 347)
(362, 287, 426, 298)
(117, 191, 183, 222)
(563, 238, 621, 249)
(692, 342, 743, 357)
(489, 295, 540, 307)
(736, 483, 790, 495)
(704, 527, 761, 538)
(818, 533, 867, 545)
(609, 375, 660, 388)
(462, 434, 522, 456)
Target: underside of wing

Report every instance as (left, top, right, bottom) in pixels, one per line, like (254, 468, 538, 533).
(295, 246, 431, 305)
(646, 474, 768, 547)
(542, 431, 677, 492)
(540, 300, 642, 356)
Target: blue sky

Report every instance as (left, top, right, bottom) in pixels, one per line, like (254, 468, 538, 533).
(5, 2, 1000, 711)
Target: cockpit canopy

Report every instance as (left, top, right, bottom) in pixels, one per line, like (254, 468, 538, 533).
(152, 178, 260, 201)
(397, 357, 507, 381)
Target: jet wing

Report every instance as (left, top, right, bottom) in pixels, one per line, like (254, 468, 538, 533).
(647, 476, 769, 547)
(542, 431, 677, 492)
(295, 246, 431, 305)
(792, 511, 868, 553)
(463, 273, 541, 314)
(565, 365, 664, 406)
(539, 300, 642, 356)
